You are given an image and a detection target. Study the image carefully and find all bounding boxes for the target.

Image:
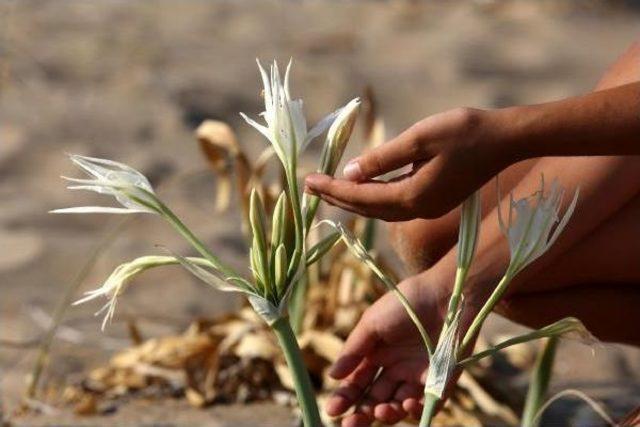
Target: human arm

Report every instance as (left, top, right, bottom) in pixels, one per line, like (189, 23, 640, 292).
(304, 79, 640, 220)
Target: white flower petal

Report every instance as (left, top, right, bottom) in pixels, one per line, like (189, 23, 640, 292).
(283, 58, 293, 101)
(72, 289, 105, 305)
(503, 176, 578, 275)
(300, 109, 340, 153)
(256, 59, 272, 108)
(289, 99, 307, 151)
(239, 112, 271, 141)
(546, 187, 579, 250)
(50, 206, 148, 214)
(57, 155, 159, 216)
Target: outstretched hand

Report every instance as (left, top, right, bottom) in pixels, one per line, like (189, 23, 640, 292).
(325, 269, 481, 427)
(305, 107, 512, 221)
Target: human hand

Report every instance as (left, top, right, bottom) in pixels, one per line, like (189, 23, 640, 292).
(305, 107, 513, 220)
(325, 269, 479, 426)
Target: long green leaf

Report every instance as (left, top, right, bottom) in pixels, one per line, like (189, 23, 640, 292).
(522, 337, 558, 427)
(458, 317, 596, 367)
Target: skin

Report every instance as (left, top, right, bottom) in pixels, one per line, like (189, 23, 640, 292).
(304, 41, 640, 426)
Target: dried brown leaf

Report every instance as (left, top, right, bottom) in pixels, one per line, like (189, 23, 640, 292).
(73, 394, 98, 416)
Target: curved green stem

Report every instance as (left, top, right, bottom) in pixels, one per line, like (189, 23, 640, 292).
(389, 284, 434, 355)
(460, 271, 513, 356)
(272, 317, 322, 427)
(155, 200, 238, 279)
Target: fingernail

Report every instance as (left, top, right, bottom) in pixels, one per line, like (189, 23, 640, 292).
(343, 160, 362, 181)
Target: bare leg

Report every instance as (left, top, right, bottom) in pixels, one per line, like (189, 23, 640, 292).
(497, 192, 640, 345)
(389, 159, 537, 273)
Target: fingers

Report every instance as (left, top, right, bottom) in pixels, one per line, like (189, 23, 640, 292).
(368, 345, 426, 368)
(343, 125, 428, 181)
(340, 379, 423, 426)
(305, 174, 413, 221)
(341, 412, 374, 427)
(394, 383, 423, 402)
(373, 402, 407, 424)
(326, 361, 378, 417)
(368, 370, 400, 403)
(402, 397, 424, 420)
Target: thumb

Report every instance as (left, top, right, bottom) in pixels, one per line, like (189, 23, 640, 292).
(343, 126, 426, 181)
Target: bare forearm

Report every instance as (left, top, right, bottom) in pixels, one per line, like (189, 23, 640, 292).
(498, 82, 640, 161)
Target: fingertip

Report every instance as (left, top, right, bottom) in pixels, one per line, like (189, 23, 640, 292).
(342, 159, 363, 181)
(374, 402, 406, 424)
(325, 394, 351, 417)
(342, 412, 373, 427)
(304, 173, 331, 189)
(402, 398, 423, 420)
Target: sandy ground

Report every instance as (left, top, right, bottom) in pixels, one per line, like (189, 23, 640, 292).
(1, 1, 639, 425)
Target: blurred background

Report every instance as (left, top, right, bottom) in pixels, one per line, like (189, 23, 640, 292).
(1, 0, 639, 425)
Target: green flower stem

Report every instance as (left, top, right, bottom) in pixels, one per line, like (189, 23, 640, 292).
(419, 393, 439, 427)
(444, 267, 467, 329)
(378, 275, 434, 355)
(155, 200, 238, 279)
(460, 270, 514, 356)
(272, 316, 322, 427)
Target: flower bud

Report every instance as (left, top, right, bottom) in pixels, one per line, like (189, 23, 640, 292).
(250, 189, 269, 254)
(271, 191, 288, 249)
(306, 231, 340, 266)
(457, 191, 481, 271)
(319, 98, 361, 176)
(273, 244, 288, 294)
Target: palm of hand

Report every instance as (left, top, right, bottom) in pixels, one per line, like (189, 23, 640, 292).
(326, 277, 448, 427)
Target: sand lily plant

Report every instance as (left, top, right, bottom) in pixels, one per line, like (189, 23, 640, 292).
(52, 60, 360, 427)
(328, 178, 588, 426)
(51, 60, 590, 427)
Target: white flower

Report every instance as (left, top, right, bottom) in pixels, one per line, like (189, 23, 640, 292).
(498, 176, 579, 276)
(50, 154, 159, 215)
(240, 59, 340, 167)
(73, 256, 169, 330)
(74, 255, 236, 330)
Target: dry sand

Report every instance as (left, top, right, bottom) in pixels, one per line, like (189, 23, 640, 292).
(1, 1, 639, 425)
